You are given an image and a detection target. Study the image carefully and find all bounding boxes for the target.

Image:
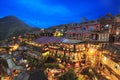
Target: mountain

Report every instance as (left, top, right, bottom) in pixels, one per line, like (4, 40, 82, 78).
(0, 16, 39, 40)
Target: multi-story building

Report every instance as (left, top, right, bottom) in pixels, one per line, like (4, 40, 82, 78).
(114, 15, 120, 42)
(66, 20, 100, 41)
(66, 14, 120, 43)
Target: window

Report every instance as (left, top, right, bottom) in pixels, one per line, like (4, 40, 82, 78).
(73, 33, 75, 37)
(88, 26, 94, 31)
(100, 26, 104, 31)
(96, 26, 99, 31)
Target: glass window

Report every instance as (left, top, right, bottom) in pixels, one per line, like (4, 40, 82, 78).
(88, 26, 94, 31)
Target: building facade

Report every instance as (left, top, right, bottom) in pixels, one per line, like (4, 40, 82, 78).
(66, 14, 120, 43)
(66, 20, 100, 41)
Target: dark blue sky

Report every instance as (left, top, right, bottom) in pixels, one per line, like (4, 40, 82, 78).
(0, 0, 120, 28)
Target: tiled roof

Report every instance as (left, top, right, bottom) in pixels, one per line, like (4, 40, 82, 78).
(34, 37, 65, 44)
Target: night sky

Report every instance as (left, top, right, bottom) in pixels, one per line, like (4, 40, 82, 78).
(0, 0, 120, 28)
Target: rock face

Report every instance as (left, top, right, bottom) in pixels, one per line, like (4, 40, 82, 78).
(0, 16, 32, 40)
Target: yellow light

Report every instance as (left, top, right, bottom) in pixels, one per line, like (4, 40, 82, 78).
(116, 31, 119, 35)
(88, 48, 96, 55)
(42, 51, 49, 57)
(13, 44, 19, 50)
(104, 56, 107, 61)
(10, 44, 19, 51)
(89, 49, 94, 54)
(54, 31, 63, 37)
(9, 52, 12, 54)
(102, 56, 107, 64)
(57, 32, 61, 36)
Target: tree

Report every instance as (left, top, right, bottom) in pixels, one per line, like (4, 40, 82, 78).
(58, 69, 77, 80)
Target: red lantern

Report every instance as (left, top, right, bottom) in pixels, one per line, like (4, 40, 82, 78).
(74, 62, 79, 68)
(66, 63, 71, 68)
